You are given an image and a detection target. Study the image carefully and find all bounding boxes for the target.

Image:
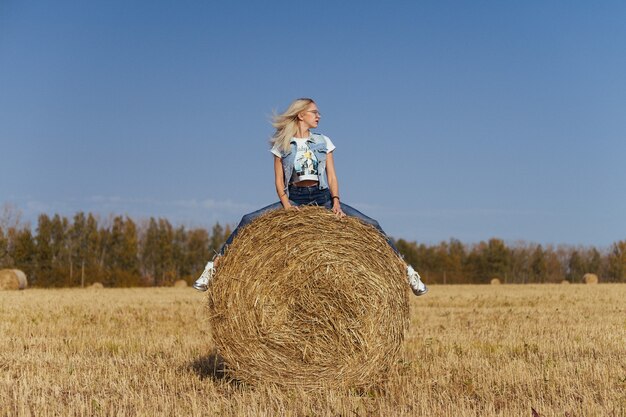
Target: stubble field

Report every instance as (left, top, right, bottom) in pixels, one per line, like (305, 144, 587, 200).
(1, 284, 625, 417)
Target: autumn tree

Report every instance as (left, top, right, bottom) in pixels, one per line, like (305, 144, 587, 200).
(530, 244, 547, 283)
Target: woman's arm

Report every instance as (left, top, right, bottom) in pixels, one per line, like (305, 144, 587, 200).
(274, 156, 293, 209)
(325, 152, 345, 217)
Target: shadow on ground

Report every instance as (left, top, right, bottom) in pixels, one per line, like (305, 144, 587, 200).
(189, 349, 231, 381)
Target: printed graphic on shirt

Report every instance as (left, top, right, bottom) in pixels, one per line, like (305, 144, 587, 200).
(292, 141, 318, 182)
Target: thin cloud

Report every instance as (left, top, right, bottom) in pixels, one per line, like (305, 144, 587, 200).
(351, 202, 558, 218)
(6, 196, 256, 228)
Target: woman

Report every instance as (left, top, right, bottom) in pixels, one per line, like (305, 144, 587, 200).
(193, 98, 427, 296)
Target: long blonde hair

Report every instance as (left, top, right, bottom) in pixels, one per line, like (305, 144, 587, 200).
(270, 98, 315, 153)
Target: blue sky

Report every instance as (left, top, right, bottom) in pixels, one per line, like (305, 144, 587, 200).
(1, 0, 625, 247)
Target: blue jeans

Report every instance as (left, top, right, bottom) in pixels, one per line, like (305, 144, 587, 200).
(217, 185, 400, 256)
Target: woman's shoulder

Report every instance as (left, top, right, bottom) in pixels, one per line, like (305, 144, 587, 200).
(311, 132, 332, 142)
(311, 132, 336, 152)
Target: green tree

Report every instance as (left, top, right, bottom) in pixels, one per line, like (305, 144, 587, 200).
(586, 248, 602, 276)
(157, 218, 175, 285)
(35, 214, 53, 286)
(209, 223, 225, 255)
(172, 226, 188, 279)
(141, 218, 160, 285)
(607, 241, 626, 282)
(186, 228, 211, 279)
(50, 214, 71, 285)
(82, 213, 101, 285)
(567, 250, 585, 282)
(11, 228, 36, 278)
(105, 216, 141, 286)
(395, 239, 418, 270)
(70, 212, 86, 287)
(484, 238, 510, 282)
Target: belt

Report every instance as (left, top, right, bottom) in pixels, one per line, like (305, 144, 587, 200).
(288, 184, 319, 191)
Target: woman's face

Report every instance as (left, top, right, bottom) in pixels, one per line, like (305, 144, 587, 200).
(299, 103, 321, 129)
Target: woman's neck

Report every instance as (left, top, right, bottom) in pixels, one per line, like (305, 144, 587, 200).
(294, 125, 310, 138)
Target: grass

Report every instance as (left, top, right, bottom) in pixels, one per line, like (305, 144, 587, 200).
(1, 284, 625, 416)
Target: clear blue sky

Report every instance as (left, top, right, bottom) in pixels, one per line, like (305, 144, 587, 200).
(1, 0, 625, 247)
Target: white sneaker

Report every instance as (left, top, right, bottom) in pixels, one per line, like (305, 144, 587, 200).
(407, 265, 428, 296)
(193, 261, 215, 292)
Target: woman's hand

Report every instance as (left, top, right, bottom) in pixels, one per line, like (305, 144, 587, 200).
(332, 202, 345, 218)
(283, 202, 299, 211)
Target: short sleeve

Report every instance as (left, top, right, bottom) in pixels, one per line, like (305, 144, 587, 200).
(270, 143, 282, 158)
(324, 135, 336, 153)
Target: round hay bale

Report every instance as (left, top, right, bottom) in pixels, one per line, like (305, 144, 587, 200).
(0, 269, 20, 291)
(582, 273, 598, 284)
(173, 279, 188, 288)
(490, 278, 501, 285)
(561, 280, 570, 285)
(208, 206, 409, 389)
(12, 269, 28, 289)
(89, 282, 104, 289)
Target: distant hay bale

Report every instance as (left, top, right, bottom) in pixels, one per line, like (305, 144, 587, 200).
(0, 269, 27, 290)
(89, 282, 104, 289)
(583, 273, 598, 284)
(561, 280, 570, 285)
(207, 206, 409, 389)
(12, 270, 28, 289)
(490, 278, 501, 285)
(173, 279, 188, 288)
(0, 269, 20, 290)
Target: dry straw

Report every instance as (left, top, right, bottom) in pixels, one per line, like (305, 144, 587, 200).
(583, 273, 599, 284)
(490, 278, 501, 285)
(89, 282, 104, 289)
(173, 279, 188, 288)
(207, 206, 409, 389)
(0, 269, 27, 290)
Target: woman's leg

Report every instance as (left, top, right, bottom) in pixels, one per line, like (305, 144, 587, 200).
(327, 201, 428, 296)
(334, 202, 401, 256)
(217, 201, 286, 257)
(193, 201, 285, 292)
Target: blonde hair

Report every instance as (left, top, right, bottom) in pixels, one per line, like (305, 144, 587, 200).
(270, 98, 315, 153)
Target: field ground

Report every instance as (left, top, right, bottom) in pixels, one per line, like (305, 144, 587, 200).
(1, 284, 625, 416)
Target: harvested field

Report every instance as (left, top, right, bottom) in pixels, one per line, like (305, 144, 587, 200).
(0, 285, 625, 416)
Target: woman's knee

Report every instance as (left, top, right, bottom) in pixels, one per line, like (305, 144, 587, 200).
(361, 217, 380, 229)
(342, 204, 379, 227)
(240, 213, 257, 226)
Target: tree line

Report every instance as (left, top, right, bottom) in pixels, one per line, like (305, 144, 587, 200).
(0, 210, 624, 286)
(0, 212, 230, 287)
(396, 237, 626, 284)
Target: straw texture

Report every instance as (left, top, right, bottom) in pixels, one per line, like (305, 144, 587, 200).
(207, 206, 409, 389)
